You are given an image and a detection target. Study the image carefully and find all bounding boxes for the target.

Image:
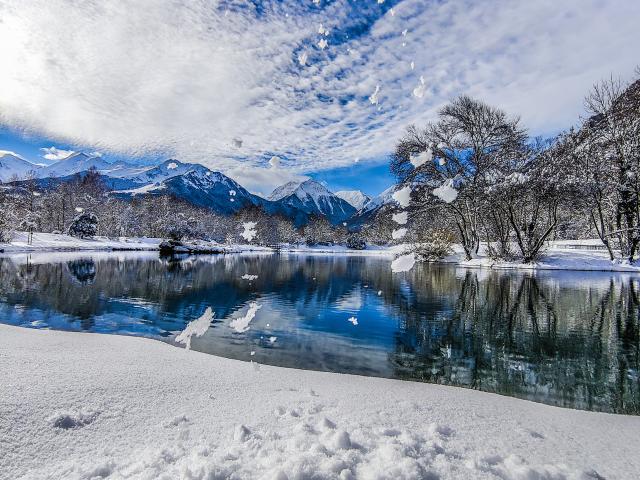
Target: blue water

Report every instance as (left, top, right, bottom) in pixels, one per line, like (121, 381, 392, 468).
(1, 251, 638, 414)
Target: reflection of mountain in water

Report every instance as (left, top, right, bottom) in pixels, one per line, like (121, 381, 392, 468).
(0, 254, 638, 413)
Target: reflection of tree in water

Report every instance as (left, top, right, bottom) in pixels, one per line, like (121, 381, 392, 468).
(389, 267, 640, 414)
(66, 259, 97, 285)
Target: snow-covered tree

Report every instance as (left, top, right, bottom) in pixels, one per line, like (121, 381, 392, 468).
(68, 212, 99, 238)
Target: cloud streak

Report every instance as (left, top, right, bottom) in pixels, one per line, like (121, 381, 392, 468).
(0, 0, 638, 175)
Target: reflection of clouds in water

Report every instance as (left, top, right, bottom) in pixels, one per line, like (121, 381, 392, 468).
(335, 289, 363, 312)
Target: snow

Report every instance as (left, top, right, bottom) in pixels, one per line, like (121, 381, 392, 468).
(335, 190, 370, 210)
(241, 274, 258, 280)
(229, 302, 262, 333)
(410, 149, 432, 168)
(2, 323, 638, 480)
(167, 162, 178, 170)
(392, 186, 412, 207)
(391, 252, 416, 273)
(347, 316, 358, 325)
(392, 211, 408, 225)
(298, 51, 308, 66)
(433, 180, 458, 203)
(318, 38, 328, 50)
(175, 307, 214, 350)
(241, 222, 257, 242)
(369, 84, 380, 105)
(392, 228, 407, 240)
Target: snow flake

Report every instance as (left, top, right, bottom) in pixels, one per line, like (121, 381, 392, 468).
(269, 156, 281, 168)
(402, 29, 408, 36)
(229, 302, 262, 333)
(298, 51, 308, 66)
(241, 222, 257, 242)
(410, 149, 432, 168)
(369, 85, 381, 105)
(391, 253, 416, 273)
(392, 228, 407, 240)
(413, 76, 426, 99)
(410, 61, 415, 70)
(269, 336, 277, 344)
(392, 186, 411, 207)
(348, 316, 358, 325)
(390, 8, 395, 16)
(392, 211, 408, 225)
(167, 162, 178, 170)
(241, 274, 258, 281)
(318, 38, 328, 50)
(229, 190, 236, 196)
(75, 207, 84, 213)
(433, 180, 458, 203)
(175, 307, 214, 350)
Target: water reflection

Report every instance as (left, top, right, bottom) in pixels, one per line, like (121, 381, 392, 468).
(0, 252, 638, 414)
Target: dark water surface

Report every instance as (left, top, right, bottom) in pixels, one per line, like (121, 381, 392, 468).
(1, 251, 639, 414)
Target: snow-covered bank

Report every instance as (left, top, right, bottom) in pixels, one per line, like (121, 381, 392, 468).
(0, 232, 160, 253)
(1, 324, 638, 480)
(440, 242, 640, 272)
(3, 232, 640, 273)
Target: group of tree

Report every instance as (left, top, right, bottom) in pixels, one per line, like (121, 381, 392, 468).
(390, 69, 640, 263)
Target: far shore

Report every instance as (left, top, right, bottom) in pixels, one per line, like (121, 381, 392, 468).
(2, 231, 640, 273)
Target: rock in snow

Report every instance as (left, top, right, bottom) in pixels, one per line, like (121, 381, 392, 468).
(1, 324, 637, 480)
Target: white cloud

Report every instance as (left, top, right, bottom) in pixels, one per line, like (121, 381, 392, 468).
(1, 0, 639, 176)
(39, 146, 74, 161)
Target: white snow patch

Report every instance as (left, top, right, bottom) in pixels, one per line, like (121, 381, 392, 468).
(241, 222, 257, 242)
(369, 85, 380, 105)
(175, 307, 214, 350)
(392, 186, 412, 207)
(433, 181, 458, 203)
(392, 228, 407, 240)
(229, 302, 262, 333)
(392, 212, 408, 225)
(167, 162, 178, 170)
(391, 253, 416, 273)
(410, 149, 432, 168)
(347, 316, 358, 326)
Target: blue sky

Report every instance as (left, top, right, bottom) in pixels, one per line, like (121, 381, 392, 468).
(1, 0, 639, 197)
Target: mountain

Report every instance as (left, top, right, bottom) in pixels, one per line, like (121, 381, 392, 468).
(269, 179, 356, 224)
(106, 159, 195, 184)
(114, 164, 263, 215)
(335, 190, 370, 210)
(0, 151, 40, 182)
(348, 185, 398, 227)
(38, 152, 113, 178)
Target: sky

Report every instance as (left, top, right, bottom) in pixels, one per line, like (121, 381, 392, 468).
(1, 0, 639, 197)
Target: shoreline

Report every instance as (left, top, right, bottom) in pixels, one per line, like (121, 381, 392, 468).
(2, 323, 639, 479)
(3, 232, 640, 274)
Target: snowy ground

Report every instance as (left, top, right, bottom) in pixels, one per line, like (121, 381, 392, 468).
(1, 324, 639, 480)
(3, 232, 640, 273)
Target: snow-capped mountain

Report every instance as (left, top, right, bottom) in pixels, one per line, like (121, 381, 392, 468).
(38, 152, 113, 178)
(106, 159, 195, 184)
(0, 151, 40, 182)
(114, 164, 262, 215)
(335, 190, 370, 210)
(268, 179, 356, 224)
(348, 185, 398, 227)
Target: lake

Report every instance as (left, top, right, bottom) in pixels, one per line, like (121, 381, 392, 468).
(1, 251, 638, 414)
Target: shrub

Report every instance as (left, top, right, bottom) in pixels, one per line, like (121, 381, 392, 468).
(414, 229, 455, 261)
